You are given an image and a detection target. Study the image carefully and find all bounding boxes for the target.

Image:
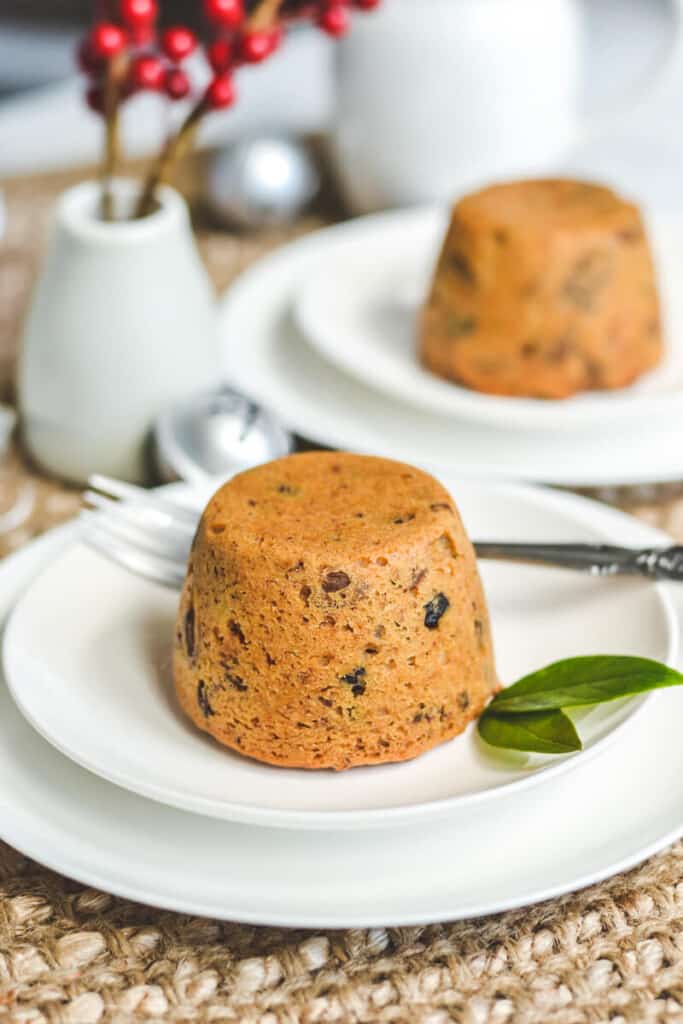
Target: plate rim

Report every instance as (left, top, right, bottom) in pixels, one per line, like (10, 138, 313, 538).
(1, 524, 683, 926)
(3, 480, 679, 831)
(291, 204, 683, 431)
(219, 217, 683, 487)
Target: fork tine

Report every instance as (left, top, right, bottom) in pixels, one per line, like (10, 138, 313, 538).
(80, 509, 191, 564)
(80, 519, 186, 590)
(83, 490, 197, 538)
(82, 475, 199, 590)
(88, 475, 201, 527)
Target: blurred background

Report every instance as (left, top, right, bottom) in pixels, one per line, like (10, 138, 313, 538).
(0, 0, 333, 176)
(0, 0, 683, 535)
(1, 0, 683, 209)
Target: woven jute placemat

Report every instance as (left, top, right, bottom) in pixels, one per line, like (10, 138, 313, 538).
(2, 168, 683, 1023)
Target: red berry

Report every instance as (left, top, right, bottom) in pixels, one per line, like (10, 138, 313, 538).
(267, 26, 283, 55)
(354, 0, 380, 8)
(164, 67, 191, 100)
(86, 85, 105, 113)
(238, 30, 279, 63)
(204, 0, 244, 27)
(129, 23, 155, 45)
(76, 37, 103, 74)
(120, 0, 158, 26)
(205, 74, 236, 109)
(131, 54, 165, 91)
(318, 4, 350, 36)
(207, 38, 234, 73)
(161, 26, 197, 62)
(89, 22, 127, 59)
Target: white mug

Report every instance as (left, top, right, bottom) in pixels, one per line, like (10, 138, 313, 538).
(330, 0, 683, 212)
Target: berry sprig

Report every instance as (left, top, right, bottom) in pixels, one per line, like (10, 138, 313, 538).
(76, 0, 382, 220)
(77, 0, 160, 218)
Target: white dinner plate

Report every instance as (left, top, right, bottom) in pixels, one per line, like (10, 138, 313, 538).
(3, 480, 678, 831)
(220, 221, 683, 486)
(2, 501, 683, 926)
(294, 207, 683, 432)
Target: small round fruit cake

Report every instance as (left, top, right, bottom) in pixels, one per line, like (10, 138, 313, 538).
(173, 452, 498, 770)
(420, 178, 662, 398)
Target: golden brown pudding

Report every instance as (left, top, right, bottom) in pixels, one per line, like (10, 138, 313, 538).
(420, 179, 662, 398)
(173, 452, 498, 770)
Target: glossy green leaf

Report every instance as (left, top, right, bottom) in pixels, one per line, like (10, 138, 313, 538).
(489, 656, 683, 715)
(478, 708, 582, 755)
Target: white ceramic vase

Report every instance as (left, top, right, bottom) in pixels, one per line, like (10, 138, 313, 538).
(18, 180, 217, 485)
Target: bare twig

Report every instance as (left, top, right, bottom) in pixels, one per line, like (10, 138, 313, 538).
(134, 101, 205, 219)
(248, 0, 286, 29)
(134, 0, 287, 219)
(101, 57, 121, 221)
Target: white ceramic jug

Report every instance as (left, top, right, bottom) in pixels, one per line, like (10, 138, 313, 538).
(18, 181, 217, 485)
(331, 0, 683, 212)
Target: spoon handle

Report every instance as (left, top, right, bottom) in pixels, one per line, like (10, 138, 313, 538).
(474, 543, 683, 581)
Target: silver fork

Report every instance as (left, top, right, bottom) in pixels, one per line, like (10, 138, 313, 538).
(80, 475, 683, 590)
(81, 476, 197, 589)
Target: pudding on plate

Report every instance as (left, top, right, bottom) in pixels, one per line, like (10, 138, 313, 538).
(174, 452, 498, 770)
(420, 179, 663, 399)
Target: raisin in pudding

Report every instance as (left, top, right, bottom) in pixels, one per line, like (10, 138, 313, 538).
(420, 179, 662, 399)
(173, 452, 498, 770)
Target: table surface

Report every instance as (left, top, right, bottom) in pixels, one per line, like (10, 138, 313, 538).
(2, 168, 683, 1023)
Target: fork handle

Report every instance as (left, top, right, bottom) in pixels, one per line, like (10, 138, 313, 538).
(474, 543, 683, 581)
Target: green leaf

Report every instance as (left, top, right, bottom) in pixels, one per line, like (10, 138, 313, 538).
(488, 656, 683, 715)
(478, 708, 582, 754)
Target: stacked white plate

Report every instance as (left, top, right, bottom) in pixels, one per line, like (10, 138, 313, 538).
(2, 477, 683, 926)
(220, 207, 683, 487)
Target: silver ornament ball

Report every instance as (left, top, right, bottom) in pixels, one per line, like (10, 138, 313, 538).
(207, 136, 320, 229)
(154, 387, 293, 485)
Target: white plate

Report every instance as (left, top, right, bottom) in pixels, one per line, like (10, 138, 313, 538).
(2, 502, 683, 926)
(3, 481, 678, 831)
(294, 208, 683, 431)
(220, 222, 683, 486)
